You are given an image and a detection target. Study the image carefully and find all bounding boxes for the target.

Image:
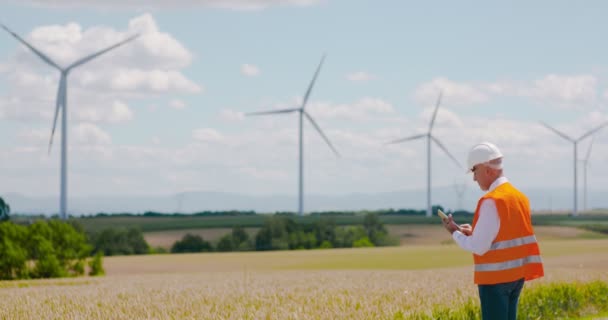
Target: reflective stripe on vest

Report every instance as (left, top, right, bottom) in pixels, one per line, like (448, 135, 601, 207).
(475, 255, 543, 272)
(489, 235, 538, 250)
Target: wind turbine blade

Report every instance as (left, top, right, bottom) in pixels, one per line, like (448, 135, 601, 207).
(48, 74, 66, 153)
(577, 121, 608, 142)
(303, 111, 340, 157)
(0, 23, 62, 70)
(301, 54, 326, 110)
(385, 133, 426, 145)
(67, 34, 140, 70)
(428, 90, 443, 133)
(584, 135, 595, 162)
(539, 122, 574, 142)
(431, 135, 463, 169)
(245, 108, 300, 116)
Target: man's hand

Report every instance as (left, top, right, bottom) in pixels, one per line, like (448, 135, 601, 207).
(442, 214, 460, 234)
(459, 224, 472, 236)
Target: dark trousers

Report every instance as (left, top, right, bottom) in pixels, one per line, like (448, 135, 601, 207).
(478, 278, 525, 320)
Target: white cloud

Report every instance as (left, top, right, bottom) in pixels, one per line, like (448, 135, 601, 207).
(414, 77, 489, 107)
(15, 0, 322, 10)
(346, 71, 376, 82)
(169, 99, 187, 109)
(0, 13, 200, 124)
(519, 74, 598, 108)
(219, 109, 245, 121)
(308, 97, 395, 120)
(237, 167, 289, 180)
(241, 64, 260, 77)
(17, 129, 48, 145)
(109, 69, 202, 93)
(415, 74, 599, 109)
(74, 100, 134, 123)
(192, 128, 224, 143)
(72, 123, 112, 145)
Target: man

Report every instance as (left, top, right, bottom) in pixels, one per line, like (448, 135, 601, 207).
(442, 142, 544, 320)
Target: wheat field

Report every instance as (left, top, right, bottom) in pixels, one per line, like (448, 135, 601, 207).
(1, 238, 607, 319)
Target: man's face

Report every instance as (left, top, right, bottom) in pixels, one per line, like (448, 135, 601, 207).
(472, 163, 492, 191)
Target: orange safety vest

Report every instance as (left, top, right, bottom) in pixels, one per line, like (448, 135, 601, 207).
(472, 182, 544, 285)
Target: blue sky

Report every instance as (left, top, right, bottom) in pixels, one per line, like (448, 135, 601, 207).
(0, 0, 607, 211)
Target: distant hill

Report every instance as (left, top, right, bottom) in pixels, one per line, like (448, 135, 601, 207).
(2, 187, 607, 215)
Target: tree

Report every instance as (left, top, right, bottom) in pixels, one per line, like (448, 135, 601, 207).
(90, 227, 149, 256)
(363, 213, 387, 245)
(89, 251, 105, 276)
(171, 234, 212, 253)
(0, 220, 93, 280)
(0, 222, 28, 280)
(0, 197, 10, 222)
(255, 216, 295, 251)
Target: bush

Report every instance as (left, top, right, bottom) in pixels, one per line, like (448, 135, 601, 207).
(90, 227, 149, 256)
(319, 240, 333, 249)
(89, 251, 105, 276)
(0, 222, 28, 280)
(353, 236, 374, 248)
(216, 226, 253, 252)
(0, 220, 93, 280)
(171, 234, 213, 253)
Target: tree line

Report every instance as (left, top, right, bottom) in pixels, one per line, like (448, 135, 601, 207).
(170, 213, 397, 253)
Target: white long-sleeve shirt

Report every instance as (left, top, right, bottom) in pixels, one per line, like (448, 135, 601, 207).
(452, 177, 508, 256)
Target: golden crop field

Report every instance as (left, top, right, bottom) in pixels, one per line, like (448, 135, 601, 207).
(1, 237, 608, 319)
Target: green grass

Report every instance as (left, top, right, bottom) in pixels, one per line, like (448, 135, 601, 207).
(405, 281, 608, 320)
(139, 239, 608, 272)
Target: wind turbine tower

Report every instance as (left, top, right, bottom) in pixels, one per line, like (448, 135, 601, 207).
(540, 122, 607, 216)
(1, 24, 139, 219)
(579, 136, 595, 212)
(387, 91, 462, 217)
(246, 55, 339, 216)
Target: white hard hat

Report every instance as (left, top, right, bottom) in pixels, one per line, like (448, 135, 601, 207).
(467, 142, 503, 172)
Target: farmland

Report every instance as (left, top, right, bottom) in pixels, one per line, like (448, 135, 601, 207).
(1, 238, 607, 319)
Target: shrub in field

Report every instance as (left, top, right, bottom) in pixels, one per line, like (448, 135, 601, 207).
(0, 222, 28, 279)
(0, 220, 92, 280)
(352, 236, 374, 248)
(251, 213, 393, 252)
(363, 213, 387, 244)
(171, 234, 213, 253)
(89, 227, 149, 256)
(216, 226, 252, 252)
(89, 251, 105, 276)
(334, 225, 367, 247)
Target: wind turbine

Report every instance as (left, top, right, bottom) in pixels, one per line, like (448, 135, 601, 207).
(1, 24, 139, 220)
(246, 55, 339, 216)
(579, 136, 595, 212)
(540, 121, 608, 216)
(387, 91, 462, 218)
